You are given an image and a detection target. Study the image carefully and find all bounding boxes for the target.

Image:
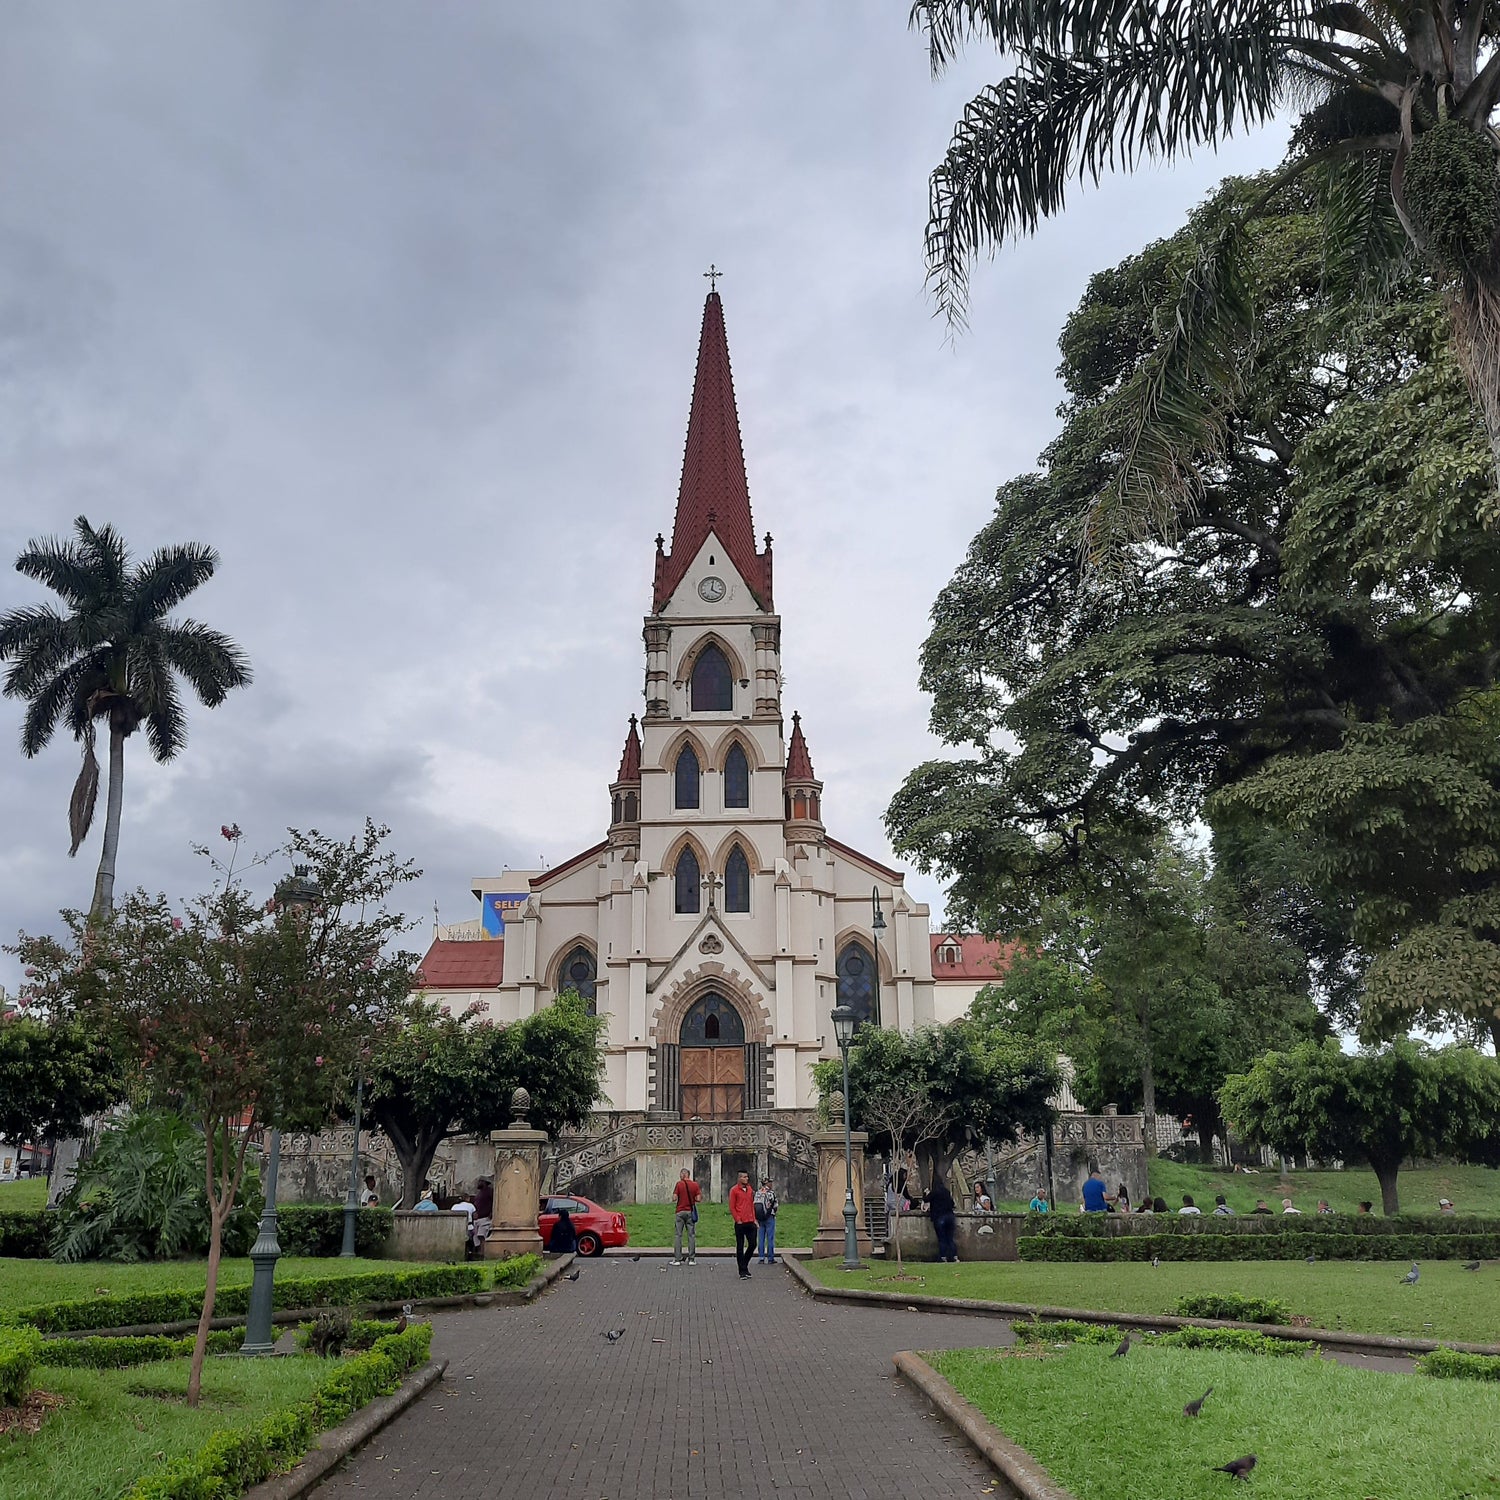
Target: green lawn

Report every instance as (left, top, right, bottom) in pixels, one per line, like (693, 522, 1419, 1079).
(806, 1257, 1500, 1344)
(933, 1341, 1500, 1500)
(0, 1180, 46, 1211)
(0, 1257, 429, 1315)
(1146, 1160, 1500, 1217)
(609, 1200, 819, 1250)
(0, 1353, 333, 1500)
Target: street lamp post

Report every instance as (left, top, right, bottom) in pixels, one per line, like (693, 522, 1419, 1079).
(831, 1002, 862, 1270)
(339, 1062, 364, 1259)
(242, 864, 320, 1355)
(870, 887, 886, 1027)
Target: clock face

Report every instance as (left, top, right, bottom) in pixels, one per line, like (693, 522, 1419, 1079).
(698, 576, 726, 602)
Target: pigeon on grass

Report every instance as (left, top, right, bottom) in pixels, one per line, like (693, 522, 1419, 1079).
(1211, 1455, 1257, 1480)
(1462, 1261, 1482, 1272)
(1399, 1262, 1420, 1285)
(1110, 1335, 1131, 1358)
(1183, 1387, 1213, 1418)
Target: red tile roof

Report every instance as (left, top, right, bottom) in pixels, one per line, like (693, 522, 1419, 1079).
(930, 933, 1020, 982)
(653, 292, 772, 612)
(418, 938, 506, 989)
(615, 715, 641, 784)
(785, 712, 817, 782)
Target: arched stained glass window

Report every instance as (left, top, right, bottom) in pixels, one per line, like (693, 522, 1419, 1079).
(690, 643, 733, 712)
(836, 941, 878, 1027)
(724, 742, 750, 808)
(557, 946, 597, 1016)
(724, 846, 750, 913)
(675, 747, 700, 809)
(675, 846, 701, 914)
(680, 991, 745, 1045)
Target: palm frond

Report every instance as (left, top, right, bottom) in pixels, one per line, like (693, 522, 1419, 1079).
(155, 619, 253, 704)
(72, 516, 129, 595)
(1082, 220, 1259, 561)
(68, 727, 99, 857)
(19, 657, 94, 757)
(0, 604, 76, 695)
(129, 542, 220, 625)
(1313, 147, 1409, 298)
(12, 533, 98, 610)
(125, 636, 185, 761)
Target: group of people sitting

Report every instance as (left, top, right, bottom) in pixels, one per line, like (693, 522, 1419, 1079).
(364, 1174, 495, 1253)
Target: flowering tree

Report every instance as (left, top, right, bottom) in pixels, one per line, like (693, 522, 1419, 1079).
(13, 819, 419, 1405)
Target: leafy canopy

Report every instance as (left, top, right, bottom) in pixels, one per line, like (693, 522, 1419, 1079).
(0, 1015, 121, 1147)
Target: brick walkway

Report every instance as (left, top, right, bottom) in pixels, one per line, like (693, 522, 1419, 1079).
(313, 1258, 1014, 1499)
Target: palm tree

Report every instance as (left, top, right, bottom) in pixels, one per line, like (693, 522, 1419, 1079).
(0, 517, 252, 916)
(912, 0, 1500, 548)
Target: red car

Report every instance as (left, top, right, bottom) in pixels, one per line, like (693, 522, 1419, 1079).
(538, 1194, 629, 1257)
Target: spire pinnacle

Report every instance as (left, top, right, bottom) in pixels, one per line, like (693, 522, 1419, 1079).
(786, 711, 817, 782)
(615, 715, 642, 784)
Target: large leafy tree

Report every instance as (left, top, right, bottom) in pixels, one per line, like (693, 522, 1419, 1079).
(13, 821, 418, 1406)
(813, 1022, 1058, 1189)
(0, 1015, 122, 1150)
(1220, 1038, 1500, 1212)
(888, 180, 1500, 1048)
(0, 517, 252, 916)
(364, 990, 605, 1207)
(912, 0, 1500, 536)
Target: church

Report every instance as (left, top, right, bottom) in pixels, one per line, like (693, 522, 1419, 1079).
(416, 290, 1009, 1192)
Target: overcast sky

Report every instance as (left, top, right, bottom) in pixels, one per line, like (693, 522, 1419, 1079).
(0, 5, 1282, 990)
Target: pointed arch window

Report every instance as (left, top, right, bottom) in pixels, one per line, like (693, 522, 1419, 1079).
(690, 643, 733, 712)
(836, 941, 878, 1027)
(675, 746, 700, 809)
(724, 742, 750, 808)
(557, 946, 598, 1016)
(675, 846, 702, 914)
(623, 791, 639, 822)
(724, 845, 751, 913)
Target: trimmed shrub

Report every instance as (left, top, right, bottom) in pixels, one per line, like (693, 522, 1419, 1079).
(1012, 1319, 1121, 1346)
(1026, 1213, 1500, 1239)
(0, 1210, 51, 1259)
(0, 1326, 41, 1405)
(37, 1330, 241, 1368)
(1416, 1347, 1500, 1381)
(492, 1253, 543, 1290)
(1147, 1326, 1315, 1357)
(120, 1324, 432, 1500)
(277, 1205, 393, 1258)
(1018, 1231, 1500, 1262)
(1174, 1293, 1292, 1325)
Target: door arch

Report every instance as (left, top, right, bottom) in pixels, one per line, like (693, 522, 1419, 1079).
(678, 992, 746, 1121)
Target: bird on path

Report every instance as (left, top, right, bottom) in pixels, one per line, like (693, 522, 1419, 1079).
(1400, 1262, 1421, 1284)
(1183, 1387, 1213, 1418)
(1211, 1455, 1257, 1480)
(632, 1254, 641, 1262)
(1110, 1334, 1131, 1358)
(566, 1269, 581, 1282)
(1463, 1261, 1482, 1272)
(604, 1328, 626, 1342)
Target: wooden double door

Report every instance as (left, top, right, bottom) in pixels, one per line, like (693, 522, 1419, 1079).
(680, 1045, 745, 1121)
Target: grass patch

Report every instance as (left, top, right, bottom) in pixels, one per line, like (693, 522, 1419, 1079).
(932, 1341, 1500, 1500)
(0, 1353, 333, 1500)
(609, 1200, 818, 1249)
(0, 1181, 47, 1212)
(1147, 1160, 1500, 1217)
(806, 1258, 1500, 1344)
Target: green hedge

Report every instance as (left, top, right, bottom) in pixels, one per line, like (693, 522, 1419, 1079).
(121, 1323, 433, 1500)
(276, 1205, 394, 1258)
(0, 1326, 41, 1405)
(36, 1329, 242, 1369)
(1174, 1292, 1292, 1325)
(1018, 1231, 1500, 1262)
(1027, 1213, 1500, 1238)
(0, 1210, 51, 1259)
(1416, 1347, 1500, 1381)
(492, 1252, 542, 1290)
(7, 1264, 486, 1334)
(1009, 1318, 1315, 1357)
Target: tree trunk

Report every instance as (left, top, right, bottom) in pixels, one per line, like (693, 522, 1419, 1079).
(1447, 276, 1500, 490)
(1372, 1158, 1401, 1216)
(382, 1120, 449, 1208)
(188, 1133, 223, 1408)
(89, 722, 126, 919)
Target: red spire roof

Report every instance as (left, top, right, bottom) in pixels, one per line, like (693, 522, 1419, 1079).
(653, 292, 772, 612)
(615, 715, 641, 784)
(785, 712, 817, 782)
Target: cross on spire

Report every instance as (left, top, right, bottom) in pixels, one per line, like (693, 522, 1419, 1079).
(703, 263, 723, 292)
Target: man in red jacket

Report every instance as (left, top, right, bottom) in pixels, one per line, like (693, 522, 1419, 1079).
(671, 1168, 702, 1265)
(728, 1170, 757, 1278)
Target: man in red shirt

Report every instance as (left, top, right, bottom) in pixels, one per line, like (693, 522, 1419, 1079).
(728, 1170, 757, 1278)
(671, 1168, 702, 1265)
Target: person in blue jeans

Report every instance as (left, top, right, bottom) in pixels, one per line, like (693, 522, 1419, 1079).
(755, 1178, 779, 1263)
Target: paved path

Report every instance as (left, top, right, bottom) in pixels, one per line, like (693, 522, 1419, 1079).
(314, 1258, 1014, 1499)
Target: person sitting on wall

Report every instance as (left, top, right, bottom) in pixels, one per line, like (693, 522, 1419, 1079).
(358, 1173, 380, 1207)
(413, 1183, 439, 1213)
(548, 1207, 579, 1255)
(1251, 1199, 1274, 1214)
(1028, 1192, 1050, 1213)
(471, 1177, 494, 1252)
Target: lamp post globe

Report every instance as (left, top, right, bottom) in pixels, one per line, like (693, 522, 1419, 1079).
(242, 865, 320, 1354)
(830, 1003, 862, 1269)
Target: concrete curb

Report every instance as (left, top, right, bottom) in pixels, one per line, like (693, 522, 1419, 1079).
(893, 1351, 1075, 1500)
(783, 1254, 1500, 1359)
(242, 1357, 448, 1500)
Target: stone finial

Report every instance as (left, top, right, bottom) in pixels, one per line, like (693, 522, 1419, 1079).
(827, 1089, 846, 1125)
(510, 1087, 532, 1125)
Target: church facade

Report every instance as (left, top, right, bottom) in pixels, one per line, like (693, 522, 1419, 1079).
(419, 290, 947, 1120)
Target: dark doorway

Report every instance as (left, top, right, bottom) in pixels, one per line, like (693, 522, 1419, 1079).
(679, 992, 747, 1120)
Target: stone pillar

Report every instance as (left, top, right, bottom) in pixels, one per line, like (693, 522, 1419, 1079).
(485, 1088, 547, 1261)
(812, 1091, 872, 1259)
